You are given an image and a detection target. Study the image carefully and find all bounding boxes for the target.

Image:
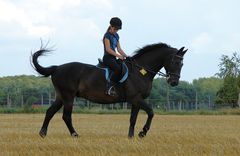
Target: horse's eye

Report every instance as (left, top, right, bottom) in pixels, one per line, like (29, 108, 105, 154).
(175, 61, 180, 65)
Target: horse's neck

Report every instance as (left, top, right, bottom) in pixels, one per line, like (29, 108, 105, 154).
(135, 49, 168, 75)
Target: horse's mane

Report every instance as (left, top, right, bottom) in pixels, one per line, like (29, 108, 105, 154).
(132, 43, 172, 59)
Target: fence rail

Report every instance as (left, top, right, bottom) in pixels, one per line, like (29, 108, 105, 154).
(1, 93, 236, 111)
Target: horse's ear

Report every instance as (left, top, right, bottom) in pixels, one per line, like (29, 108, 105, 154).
(178, 47, 187, 56)
(182, 49, 188, 55)
(179, 47, 184, 51)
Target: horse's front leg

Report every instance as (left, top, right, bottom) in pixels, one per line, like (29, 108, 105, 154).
(128, 104, 140, 138)
(138, 101, 154, 138)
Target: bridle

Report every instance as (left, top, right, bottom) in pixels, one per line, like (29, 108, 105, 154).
(134, 61, 168, 77)
(125, 53, 183, 78)
(124, 57, 168, 77)
(167, 54, 183, 79)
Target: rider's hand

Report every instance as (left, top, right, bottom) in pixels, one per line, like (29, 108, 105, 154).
(126, 56, 131, 61)
(118, 55, 125, 60)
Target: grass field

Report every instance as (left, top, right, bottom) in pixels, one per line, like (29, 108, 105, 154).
(0, 114, 240, 156)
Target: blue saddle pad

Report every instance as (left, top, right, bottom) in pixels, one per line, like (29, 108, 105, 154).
(96, 62, 128, 83)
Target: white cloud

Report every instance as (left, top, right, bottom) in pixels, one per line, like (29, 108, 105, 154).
(0, 0, 53, 37)
(85, 19, 102, 39)
(83, 0, 113, 9)
(36, 0, 82, 11)
(219, 33, 240, 53)
(0, 0, 113, 38)
(191, 32, 212, 49)
(58, 18, 102, 40)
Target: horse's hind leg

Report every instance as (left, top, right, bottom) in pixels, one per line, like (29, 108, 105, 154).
(39, 98, 63, 138)
(62, 103, 78, 137)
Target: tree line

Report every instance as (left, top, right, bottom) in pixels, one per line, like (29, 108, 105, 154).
(0, 75, 54, 108)
(0, 75, 224, 109)
(0, 52, 239, 110)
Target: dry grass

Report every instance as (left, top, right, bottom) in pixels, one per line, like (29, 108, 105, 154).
(0, 114, 240, 156)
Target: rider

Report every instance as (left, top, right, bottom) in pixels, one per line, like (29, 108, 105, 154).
(103, 17, 127, 96)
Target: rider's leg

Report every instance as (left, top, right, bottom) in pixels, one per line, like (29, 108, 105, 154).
(103, 55, 121, 95)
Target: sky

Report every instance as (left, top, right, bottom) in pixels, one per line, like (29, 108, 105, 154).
(0, 0, 240, 82)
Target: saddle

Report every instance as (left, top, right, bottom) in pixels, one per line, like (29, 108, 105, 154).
(96, 58, 128, 83)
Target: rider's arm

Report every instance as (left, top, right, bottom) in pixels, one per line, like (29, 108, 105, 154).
(104, 38, 123, 59)
(117, 41, 127, 57)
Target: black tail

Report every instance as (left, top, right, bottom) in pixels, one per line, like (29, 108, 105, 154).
(31, 48, 57, 77)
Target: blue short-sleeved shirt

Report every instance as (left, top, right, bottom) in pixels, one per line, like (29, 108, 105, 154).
(103, 32, 119, 56)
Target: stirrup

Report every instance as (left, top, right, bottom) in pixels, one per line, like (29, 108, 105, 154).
(106, 86, 116, 96)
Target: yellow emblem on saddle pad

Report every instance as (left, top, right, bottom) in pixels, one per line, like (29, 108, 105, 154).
(140, 68, 147, 75)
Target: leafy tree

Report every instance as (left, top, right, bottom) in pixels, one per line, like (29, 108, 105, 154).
(193, 77, 223, 103)
(216, 52, 240, 107)
(217, 53, 240, 78)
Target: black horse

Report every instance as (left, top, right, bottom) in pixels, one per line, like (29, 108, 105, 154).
(32, 43, 187, 138)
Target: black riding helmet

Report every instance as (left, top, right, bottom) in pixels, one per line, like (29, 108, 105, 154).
(110, 17, 122, 29)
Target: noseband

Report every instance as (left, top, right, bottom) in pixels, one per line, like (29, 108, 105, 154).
(167, 54, 183, 79)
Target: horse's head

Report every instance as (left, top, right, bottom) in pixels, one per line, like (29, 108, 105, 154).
(164, 47, 187, 86)
(131, 43, 187, 86)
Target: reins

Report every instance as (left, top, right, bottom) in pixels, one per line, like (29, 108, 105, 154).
(124, 58, 169, 78)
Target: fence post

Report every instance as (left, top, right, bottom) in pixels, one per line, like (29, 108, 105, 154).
(238, 93, 240, 108)
(7, 93, 11, 108)
(41, 94, 43, 106)
(87, 100, 90, 109)
(49, 91, 51, 105)
(167, 85, 170, 110)
(195, 91, 198, 110)
(124, 102, 128, 110)
(208, 95, 211, 109)
(179, 100, 182, 111)
(21, 94, 24, 108)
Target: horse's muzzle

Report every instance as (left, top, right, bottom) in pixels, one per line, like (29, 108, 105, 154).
(167, 78, 179, 86)
(170, 81, 178, 86)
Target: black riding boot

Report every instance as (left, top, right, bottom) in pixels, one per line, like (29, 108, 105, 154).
(106, 81, 117, 96)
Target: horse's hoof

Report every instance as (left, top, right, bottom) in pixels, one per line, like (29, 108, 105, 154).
(39, 129, 47, 138)
(128, 133, 134, 139)
(128, 127, 134, 139)
(138, 131, 146, 138)
(71, 132, 79, 138)
(128, 132, 134, 139)
(128, 135, 134, 139)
